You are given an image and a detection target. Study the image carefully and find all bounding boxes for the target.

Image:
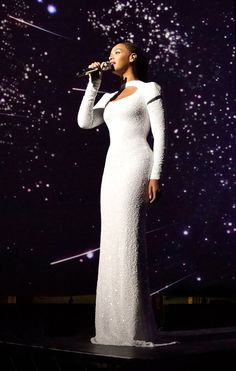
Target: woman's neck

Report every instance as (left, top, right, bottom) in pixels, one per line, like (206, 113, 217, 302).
(122, 74, 139, 82)
(120, 74, 139, 88)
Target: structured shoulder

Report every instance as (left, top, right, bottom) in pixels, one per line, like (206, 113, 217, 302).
(145, 81, 161, 92)
(144, 81, 162, 104)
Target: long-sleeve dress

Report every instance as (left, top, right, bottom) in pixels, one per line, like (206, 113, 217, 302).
(77, 78, 173, 347)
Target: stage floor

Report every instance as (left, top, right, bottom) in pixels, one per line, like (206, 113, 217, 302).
(1, 326, 236, 370)
(0, 302, 236, 370)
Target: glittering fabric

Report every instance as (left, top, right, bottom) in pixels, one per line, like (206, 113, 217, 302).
(77, 78, 173, 347)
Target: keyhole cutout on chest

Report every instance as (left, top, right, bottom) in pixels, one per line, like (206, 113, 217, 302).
(110, 86, 138, 102)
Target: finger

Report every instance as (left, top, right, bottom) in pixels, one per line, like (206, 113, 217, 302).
(149, 187, 154, 203)
(149, 186, 157, 203)
(148, 185, 152, 201)
(150, 194, 155, 203)
(100, 61, 106, 69)
(88, 62, 100, 69)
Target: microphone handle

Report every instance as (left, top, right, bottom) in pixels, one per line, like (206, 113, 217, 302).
(76, 61, 111, 78)
(76, 67, 99, 78)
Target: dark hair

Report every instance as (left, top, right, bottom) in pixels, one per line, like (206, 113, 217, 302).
(121, 41, 149, 82)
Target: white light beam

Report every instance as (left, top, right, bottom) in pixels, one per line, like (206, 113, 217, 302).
(49, 225, 175, 266)
(146, 223, 176, 234)
(150, 272, 196, 296)
(72, 88, 109, 94)
(8, 15, 71, 40)
(0, 112, 34, 119)
(50, 248, 100, 265)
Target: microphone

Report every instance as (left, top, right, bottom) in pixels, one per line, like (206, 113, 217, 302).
(76, 61, 112, 78)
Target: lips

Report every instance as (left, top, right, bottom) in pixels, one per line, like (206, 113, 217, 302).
(110, 62, 116, 70)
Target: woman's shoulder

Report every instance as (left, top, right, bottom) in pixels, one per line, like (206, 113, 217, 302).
(141, 81, 162, 103)
(144, 81, 161, 91)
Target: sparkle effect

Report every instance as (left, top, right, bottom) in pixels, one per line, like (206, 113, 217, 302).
(0, 0, 235, 295)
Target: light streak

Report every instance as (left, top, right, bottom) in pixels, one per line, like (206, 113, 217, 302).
(146, 227, 164, 234)
(50, 224, 176, 265)
(146, 223, 175, 234)
(72, 88, 109, 94)
(150, 272, 196, 296)
(8, 15, 70, 40)
(50, 247, 100, 265)
(0, 112, 33, 119)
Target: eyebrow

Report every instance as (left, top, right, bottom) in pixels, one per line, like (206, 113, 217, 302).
(110, 48, 122, 56)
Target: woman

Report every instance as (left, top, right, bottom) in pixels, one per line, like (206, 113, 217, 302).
(77, 42, 172, 347)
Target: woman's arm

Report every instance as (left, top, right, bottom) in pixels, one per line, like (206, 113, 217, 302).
(145, 82, 165, 203)
(77, 76, 109, 129)
(146, 82, 165, 180)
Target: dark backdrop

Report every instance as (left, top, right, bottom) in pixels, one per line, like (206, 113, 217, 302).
(0, 0, 235, 296)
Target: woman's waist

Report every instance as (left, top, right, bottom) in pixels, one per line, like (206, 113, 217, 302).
(107, 140, 152, 159)
(109, 136, 150, 150)
(104, 145, 153, 173)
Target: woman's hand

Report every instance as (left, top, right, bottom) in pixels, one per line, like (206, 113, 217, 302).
(148, 179, 160, 203)
(88, 61, 102, 82)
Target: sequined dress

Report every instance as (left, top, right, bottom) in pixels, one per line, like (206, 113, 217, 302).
(77, 78, 171, 347)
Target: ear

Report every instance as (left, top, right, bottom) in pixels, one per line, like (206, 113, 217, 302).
(129, 53, 137, 62)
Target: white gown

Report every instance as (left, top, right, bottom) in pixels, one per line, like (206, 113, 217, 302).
(78, 78, 174, 347)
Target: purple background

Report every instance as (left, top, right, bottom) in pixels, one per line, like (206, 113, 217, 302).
(0, 0, 235, 296)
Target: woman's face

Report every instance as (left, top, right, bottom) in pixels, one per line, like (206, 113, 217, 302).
(109, 43, 134, 76)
